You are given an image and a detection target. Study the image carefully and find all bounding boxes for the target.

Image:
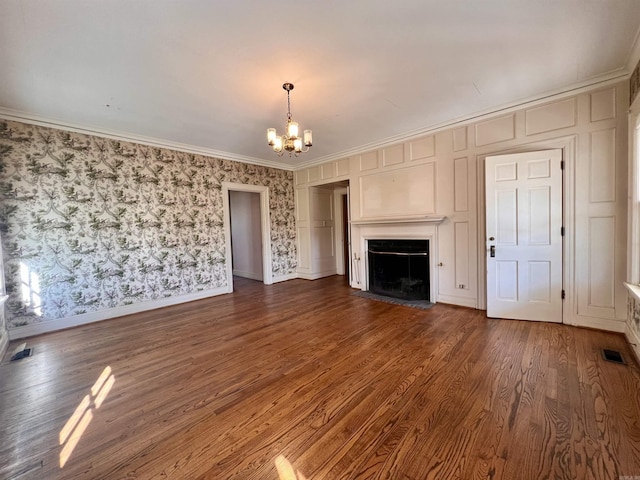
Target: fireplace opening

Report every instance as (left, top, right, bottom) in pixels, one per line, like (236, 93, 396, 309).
(367, 239, 430, 301)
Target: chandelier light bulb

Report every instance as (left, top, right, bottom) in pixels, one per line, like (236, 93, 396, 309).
(303, 130, 312, 147)
(267, 128, 276, 146)
(288, 121, 299, 139)
(274, 136, 283, 152)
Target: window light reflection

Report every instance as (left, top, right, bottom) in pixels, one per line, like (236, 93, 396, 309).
(59, 366, 115, 468)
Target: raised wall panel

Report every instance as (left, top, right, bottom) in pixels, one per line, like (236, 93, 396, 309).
(454, 157, 468, 212)
(496, 189, 517, 245)
(496, 261, 518, 301)
(383, 144, 405, 167)
(336, 158, 350, 176)
(360, 163, 435, 218)
(312, 190, 334, 221)
(528, 187, 551, 245)
(296, 188, 309, 221)
(475, 114, 515, 146)
(410, 136, 435, 160)
(453, 127, 467, 152)
(525, 98, 576, 136)
(528, 261, 551, 302)
(590, 88, 616, 122)
(313, 227, 335, 259)
(308, 166, 321, 183)
(588, 216, 615, 308)
(321, 163, 335, 180)
(454, 222, 469, 289)
(589, 128, 616, 203)
(295, 170, 308, 186)
(297, 228, 310, 269)
(359, 151, 379, 172)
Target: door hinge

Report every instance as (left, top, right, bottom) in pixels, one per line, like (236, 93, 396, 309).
(561, 290, 565, 299)
(561, 226, 565, 236)
(561, 160, 565, 170)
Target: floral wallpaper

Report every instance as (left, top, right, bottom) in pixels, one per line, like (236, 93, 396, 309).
(0, 120, 296, 329)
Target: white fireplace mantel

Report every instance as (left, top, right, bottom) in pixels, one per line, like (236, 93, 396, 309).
(350, 216, 444, 303)
(350, 215, 446, 226)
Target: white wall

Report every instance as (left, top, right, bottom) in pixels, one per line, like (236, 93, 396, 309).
(229, 191, 263, 281)
(295, 80, 628, 332)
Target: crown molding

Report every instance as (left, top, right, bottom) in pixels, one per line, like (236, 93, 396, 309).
(294, 72, 629, 170)
(0, 70, 629, 174)
(0, 107, 296, 171)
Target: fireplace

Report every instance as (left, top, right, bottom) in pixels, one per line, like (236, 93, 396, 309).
(367, 239, 430, 301)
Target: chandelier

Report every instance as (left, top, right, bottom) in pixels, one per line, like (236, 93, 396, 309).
(267, 82, 312, 156)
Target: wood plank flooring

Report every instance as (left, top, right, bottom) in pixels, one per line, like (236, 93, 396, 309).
(1, 276, 640, 479)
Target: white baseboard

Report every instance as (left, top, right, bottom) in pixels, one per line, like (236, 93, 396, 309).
(625, 323, 640, 365)
(436, 294, 478, 309)
(272, 273, 298, 283)
(8, 286, 229, 340)
(566, 314, 626, 333)
(297, 271, 338, 280)
(232, 269, 263, 281)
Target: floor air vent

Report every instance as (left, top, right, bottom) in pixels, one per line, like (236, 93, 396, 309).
(602, 349, 625, 364)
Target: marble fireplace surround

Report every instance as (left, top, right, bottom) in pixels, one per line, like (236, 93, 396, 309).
(350, 216, 446, 303)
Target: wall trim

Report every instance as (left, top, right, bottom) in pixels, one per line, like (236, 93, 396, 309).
(566, 315, 627, 334)
(0, 107, 292, 171)
(298, 272, 338, 280)
(272, 273, 298, 283)
(8, 286, 229, 340)
(625, 323, 640, 365)
(436, 294, 477, 309)
(222, 182, 273, 291)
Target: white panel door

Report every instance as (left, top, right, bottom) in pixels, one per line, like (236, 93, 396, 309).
(485, 150, 563, 322)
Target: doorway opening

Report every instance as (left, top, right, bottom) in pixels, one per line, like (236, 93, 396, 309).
(229, 190, 263, 282)
(222, 183, 273, 292)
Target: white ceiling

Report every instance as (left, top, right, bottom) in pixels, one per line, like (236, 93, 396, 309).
(1, 1, 639, 169)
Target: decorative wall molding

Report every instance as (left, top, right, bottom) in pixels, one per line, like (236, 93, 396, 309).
(295, 73, 628, 169)
(8, 286, 228, 340)
(351, 216, 446, 226)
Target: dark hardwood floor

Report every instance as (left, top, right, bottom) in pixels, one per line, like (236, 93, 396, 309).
(1, 276, 640, 479)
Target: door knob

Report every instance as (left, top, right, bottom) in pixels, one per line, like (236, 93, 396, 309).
(490, 245, 496, 258)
